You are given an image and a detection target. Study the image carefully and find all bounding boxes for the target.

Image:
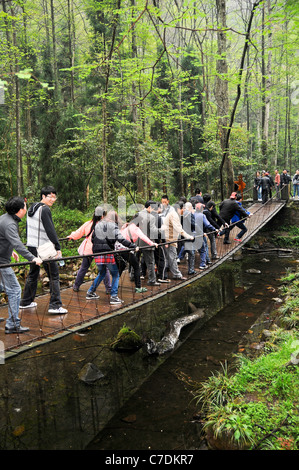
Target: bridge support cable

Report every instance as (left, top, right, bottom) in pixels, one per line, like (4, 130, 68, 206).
(0, 192, 288, 353)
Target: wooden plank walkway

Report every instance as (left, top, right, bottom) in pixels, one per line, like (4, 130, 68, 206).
(0, 200, 286, 357)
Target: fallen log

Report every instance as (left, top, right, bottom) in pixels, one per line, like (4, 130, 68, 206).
(144, 303, 205, 355)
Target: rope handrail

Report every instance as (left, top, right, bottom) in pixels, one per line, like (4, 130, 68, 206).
(0, 185, 289, 270)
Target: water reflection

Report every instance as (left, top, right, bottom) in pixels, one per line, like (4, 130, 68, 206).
(0, 254, 296, 450)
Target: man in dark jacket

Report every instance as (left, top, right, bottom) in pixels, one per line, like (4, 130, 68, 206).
(219, 193, 250, 244)
(203, 201, 224, 259)
(280, 169, 292, 188)
(265, 172, 275, 199)
(0, 197, 42, 333)
(259, 172, 272, 204)
(189, 188, 204, 208)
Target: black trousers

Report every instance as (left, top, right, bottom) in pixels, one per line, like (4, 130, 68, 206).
(118, 251, 142, 288)
(20, 247, 62, 309)
(262, 188, 268, 204)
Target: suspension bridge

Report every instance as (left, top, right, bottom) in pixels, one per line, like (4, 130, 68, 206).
(0, 194, 289, 358)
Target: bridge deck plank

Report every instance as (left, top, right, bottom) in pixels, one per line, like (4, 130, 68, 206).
(0, 201, 286, 355)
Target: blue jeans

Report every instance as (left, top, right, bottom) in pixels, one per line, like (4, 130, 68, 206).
(74, 257, 111, 292)
(178, 246, 185, 260)
(198, 242, 207, 267)
(88, 263, 119, 297)
(236, 221, 247, 239)
(293, 184, 299, 197)
(203, 236, 210, 263)
(186, 249, 195, 273)
(0, 267, 22, 329)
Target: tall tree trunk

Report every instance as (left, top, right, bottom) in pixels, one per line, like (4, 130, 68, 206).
(131, 0, 143, 196)
(178, 83, 184, 195)
(102, 99, 108, 203)
(67, 0, 75, 104)
(218, 0, 263, 199)
(101, 0, 121, 203)
(261, 0, 272, 165)
(215, 0, 233, 199)
(9, 4, 23, 195)
(50, 0, 59, 100)
(22, 4, 33, 191)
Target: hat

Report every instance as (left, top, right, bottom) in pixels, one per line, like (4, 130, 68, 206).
(94, 206, 104, 216)
(230, 192, 237, 199)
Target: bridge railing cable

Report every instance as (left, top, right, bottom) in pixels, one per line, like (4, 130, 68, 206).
(0, 189, 288, 345)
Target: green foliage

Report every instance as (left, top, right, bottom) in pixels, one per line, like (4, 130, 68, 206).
(272, 225, 299, 247)
(0, 0, 298, 203)
(51, 206, 91, 238)
(197, 334, 299, 449)
(110, 323, 143, 351)
(194, 269, 299, 450)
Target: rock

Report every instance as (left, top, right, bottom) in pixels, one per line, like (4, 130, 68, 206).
(78, 363, 104, 384)
(250, 342, 265, 350)
(111, 324, 143, 351)
(262, 329, 272, 339)
(272, 297, 283, 303)
(206, 356, 220, 365)
(246, 269, 261, 274)
(121, 414, 137, 423)
(59, 273, 73, 280)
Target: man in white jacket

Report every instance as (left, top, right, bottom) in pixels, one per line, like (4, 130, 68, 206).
(161, 201, 194, 280)
(20, 186, 68, 314)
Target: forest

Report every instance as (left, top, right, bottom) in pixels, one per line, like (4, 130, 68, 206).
(0, 0, 298, 211)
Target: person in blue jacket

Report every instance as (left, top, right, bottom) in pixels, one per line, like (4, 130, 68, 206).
(231, 194, 252, 241)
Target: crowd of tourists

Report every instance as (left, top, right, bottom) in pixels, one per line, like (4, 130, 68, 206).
(0, 169, 296, 334)
(254, 168, 297, 204)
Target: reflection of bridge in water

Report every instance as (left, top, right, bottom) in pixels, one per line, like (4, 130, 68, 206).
(0, 199, 286, 358)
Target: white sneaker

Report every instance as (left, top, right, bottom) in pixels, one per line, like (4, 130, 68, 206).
(19, 302, 37, 309)
(110, 296, 124, 305)
(48, 306, 68, 314)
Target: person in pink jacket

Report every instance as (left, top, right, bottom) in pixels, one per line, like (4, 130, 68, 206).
(67, 208, 111, 293)
(122, 220, 158, 292)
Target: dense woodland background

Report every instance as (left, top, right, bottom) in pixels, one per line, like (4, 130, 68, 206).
(0, 0, 298, 211)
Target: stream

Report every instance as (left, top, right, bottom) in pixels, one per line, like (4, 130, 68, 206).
(0, 251, 297, 450)
(86, 252, 297, 451)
